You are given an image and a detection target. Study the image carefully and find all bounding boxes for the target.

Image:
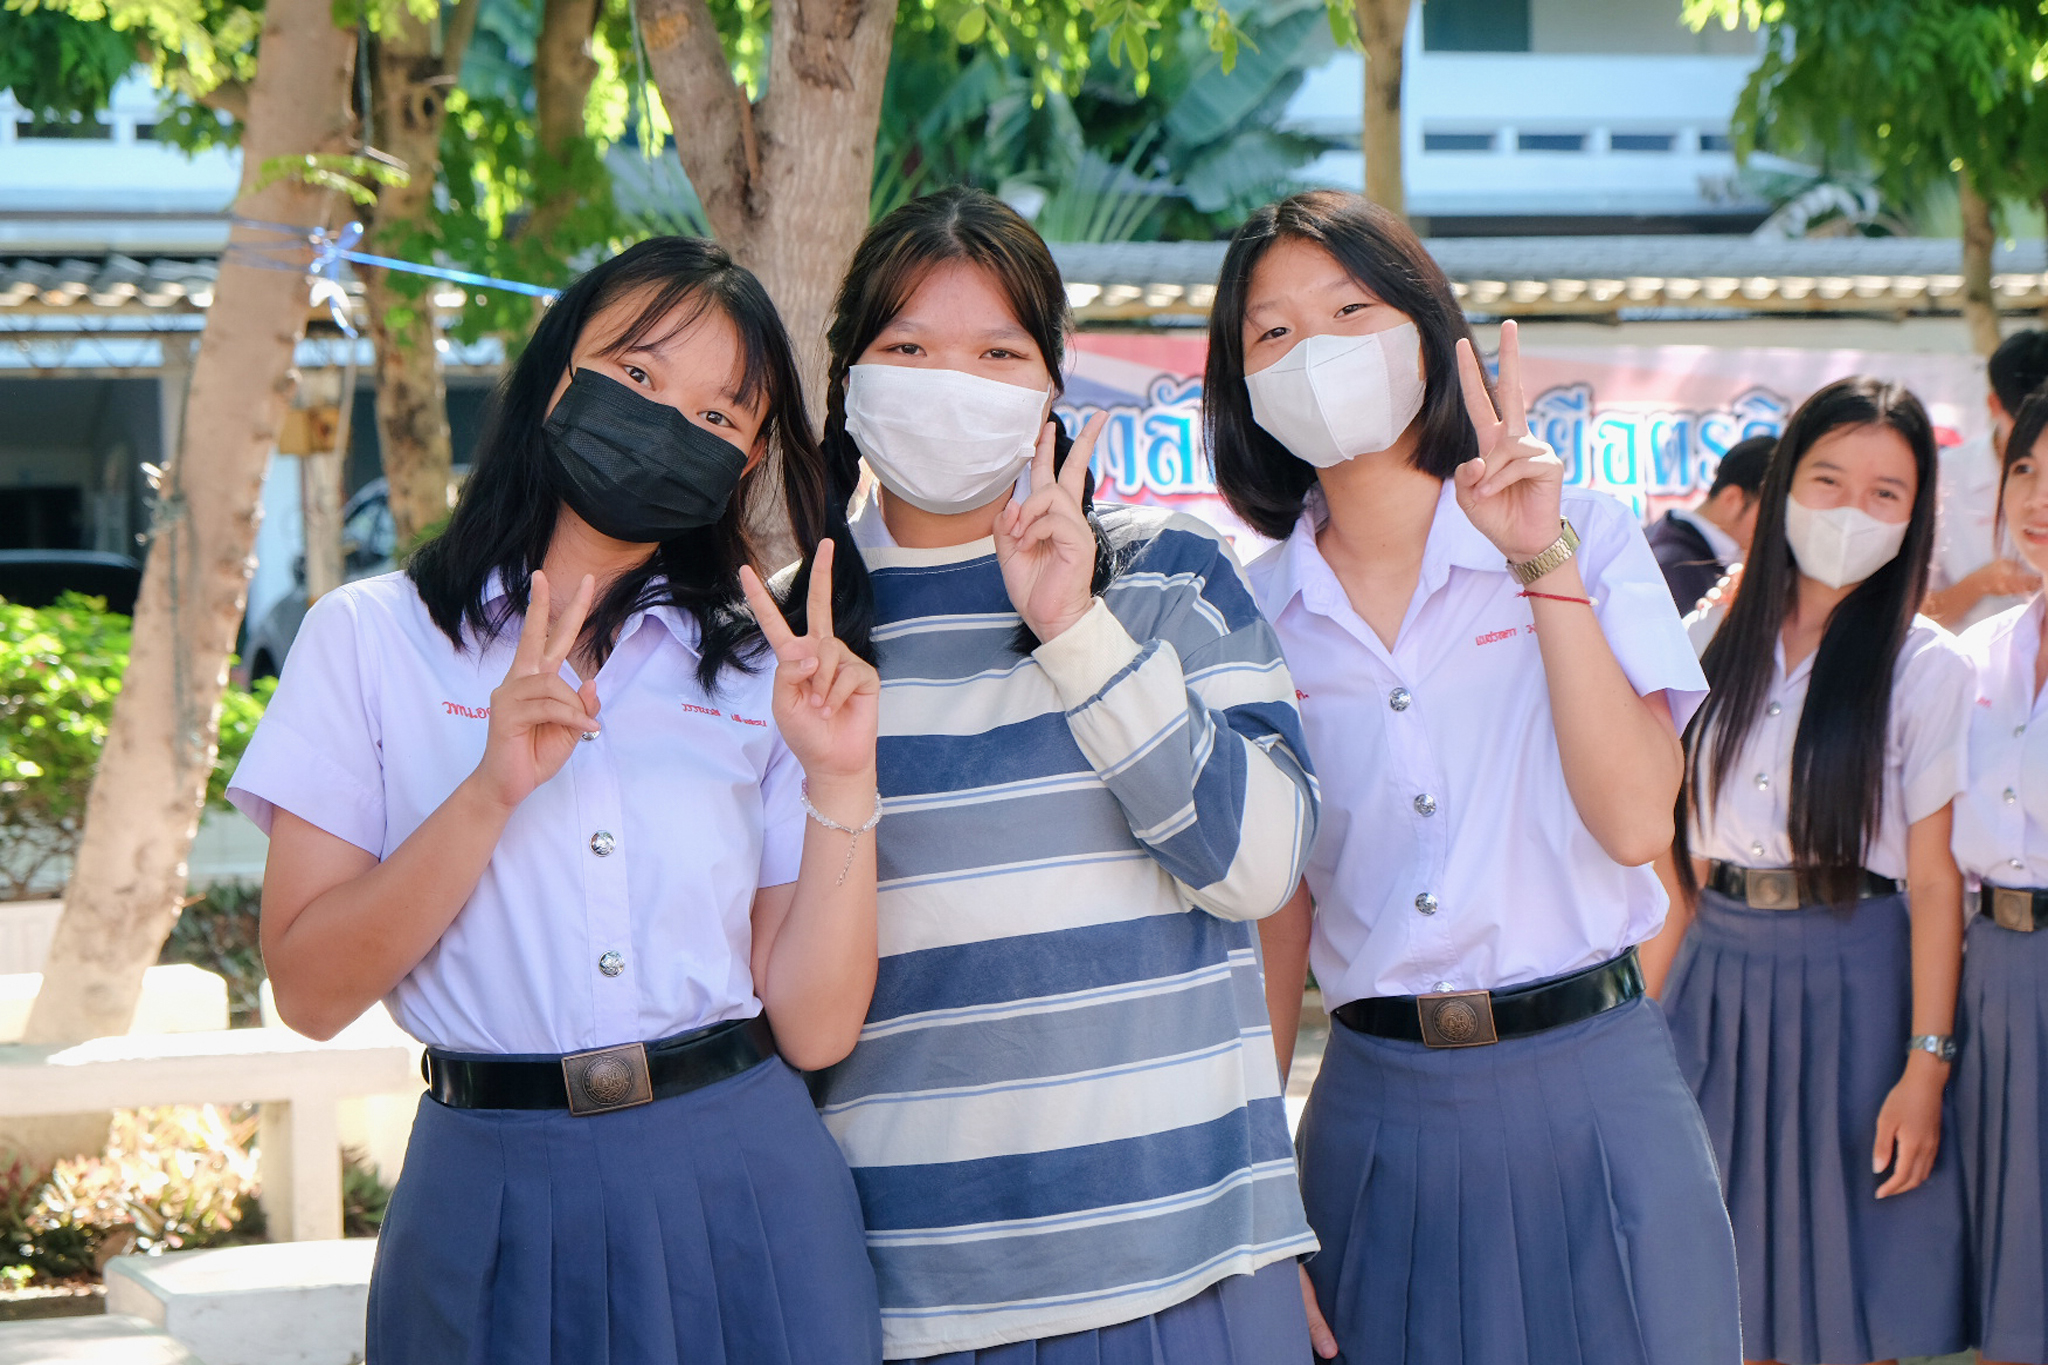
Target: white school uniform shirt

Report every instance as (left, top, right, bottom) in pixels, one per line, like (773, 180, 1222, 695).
(1932, 433, 2028, 631)
(1246, 483, 1708, 1007)
(226, 571, 804, 1055)
(1954, 596, 2048, 886)
(1689, 615, 1972, 880)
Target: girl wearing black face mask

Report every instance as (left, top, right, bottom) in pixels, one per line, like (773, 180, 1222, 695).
(228, 238, 886, 1364)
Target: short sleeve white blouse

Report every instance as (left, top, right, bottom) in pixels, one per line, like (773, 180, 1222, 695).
(226, 572, 804, 1055)
(1953, 596, 2048, 886)
(1247, 483, 1708, 1006)
(1689, 616, 1973, 879)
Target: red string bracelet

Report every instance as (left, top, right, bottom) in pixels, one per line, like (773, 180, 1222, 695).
(1518, 590, 1597, 607)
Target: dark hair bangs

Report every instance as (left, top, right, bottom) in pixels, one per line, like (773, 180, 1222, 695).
(1206, 190, 1487, 541)
(1677, 375, 1939, 905)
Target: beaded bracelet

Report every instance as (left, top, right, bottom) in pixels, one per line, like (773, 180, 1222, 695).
(799, 781, 885, 886)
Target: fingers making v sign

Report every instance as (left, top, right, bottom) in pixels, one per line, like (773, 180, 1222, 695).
(1452, 319, 1568, 564)
(475, 569, 603, 811)
(738, 539, 880, 785)
(995, 412, 1109, 643)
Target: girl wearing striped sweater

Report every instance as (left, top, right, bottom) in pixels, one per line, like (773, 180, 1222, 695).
(807, 186, 1320, 1364)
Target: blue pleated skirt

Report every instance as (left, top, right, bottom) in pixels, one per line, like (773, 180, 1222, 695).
(366, 1055, 883, 1365)
(888, 1259, 1308, 1365)
(1296, 993, 1739, 1365)
(1957, 911, 2048, 1363)
(1662, 890, 1968, 1365)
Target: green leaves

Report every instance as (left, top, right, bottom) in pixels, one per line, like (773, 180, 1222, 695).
(0, 5, 135, 120)
(254, 151, 412, 206)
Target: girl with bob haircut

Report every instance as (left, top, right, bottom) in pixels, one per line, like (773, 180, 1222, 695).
(1210, 189, 1741, 1363)
(1648, 375, 1972, 1365)
(1953, 389, 2048, 1365)
(229, 236, 888, 1363)
(808, 185, 1321, 1364)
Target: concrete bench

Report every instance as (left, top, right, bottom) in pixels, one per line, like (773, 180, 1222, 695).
(0, 1028, 413, 1241)
(106, 1239, 375, 1365)
(0, 1314, 203, 1364)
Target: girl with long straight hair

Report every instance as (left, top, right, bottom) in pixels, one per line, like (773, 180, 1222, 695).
(807, 185, 1321, 1364)
(1208, 189, 1741, 1363)
(229, 237, 887, 1363)
(1941, 389, 2048, 1365)
(1645, 376, 1972, 1365)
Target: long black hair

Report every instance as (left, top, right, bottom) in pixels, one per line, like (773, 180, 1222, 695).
(821, 186, 1119, 650)
(1206, 190, 1490, 541)
(1678, 376, 1939, 904)
(407, 236, 871, 691)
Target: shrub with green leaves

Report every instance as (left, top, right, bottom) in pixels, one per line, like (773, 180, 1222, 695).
(0, 593, 273, 902)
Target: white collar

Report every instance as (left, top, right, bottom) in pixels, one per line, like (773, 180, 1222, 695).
(1672, 506, 1742, 566)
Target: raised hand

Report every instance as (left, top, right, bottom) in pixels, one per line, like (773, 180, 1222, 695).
(995, 413, 1108, 644)
(738, 538, 879, 784)
(474, 569, 602, 810)
(1452, 319, 1568, 563)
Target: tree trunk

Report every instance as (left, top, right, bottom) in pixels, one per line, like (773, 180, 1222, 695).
(638, 0, 895, 565)
(1355, 0, 1413, 221)
(527, 0, 603, 248)
(2039, 187, 2048, 327)
(1960, 172, 2002, 357)
(9, 0, 355, 1159)
(361, 0, 478, 547)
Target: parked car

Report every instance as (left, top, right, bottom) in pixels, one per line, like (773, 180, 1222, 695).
(245, 479, 398, 679)
(0, 549, 143, 615)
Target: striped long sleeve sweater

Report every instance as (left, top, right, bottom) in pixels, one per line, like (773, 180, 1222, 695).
(815, 497, 1320, 1359)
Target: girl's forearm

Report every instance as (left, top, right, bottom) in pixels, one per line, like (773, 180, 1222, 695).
(1905, 821, 1963, 1041)
(1526, 558, 1684, 867)
(757, 770, 881, 1071)
(1260, 883, 1314, 1081)
(264, 775, 515, 1039)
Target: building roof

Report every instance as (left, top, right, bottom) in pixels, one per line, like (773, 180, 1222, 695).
(3, 236, 2044, 330)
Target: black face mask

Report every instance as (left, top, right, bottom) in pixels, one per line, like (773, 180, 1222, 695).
(543, 369, 750, 543)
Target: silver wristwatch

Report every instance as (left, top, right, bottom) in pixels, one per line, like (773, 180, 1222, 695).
(1906, 1034, 1956, 1063)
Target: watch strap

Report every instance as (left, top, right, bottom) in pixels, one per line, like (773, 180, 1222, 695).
(1906, 1033, 1956, 1063)
(1508, 519, 1581, 586)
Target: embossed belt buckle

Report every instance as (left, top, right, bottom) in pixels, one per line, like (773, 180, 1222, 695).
(562, 1042, 654, 1116)
(1417, 990, 1498, 1048)
(1992, 886, 2038, 933)
(1745, 869, 1800, 911)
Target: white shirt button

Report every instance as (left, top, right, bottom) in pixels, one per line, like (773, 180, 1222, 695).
(598, 950, 625, 977)
(2012, 859, 2027, 870)
(1750, 842, 1766, 859)
(2006, 788, 2019, 805)
(1415, 892, 1439, 915)
(1754, 773, 1770, 790)
(1389, 688, 1412, 712)
(590, 830, 616, 857)
(1414, 793, 1438, 817)
(2018, 724, 2029, 738)
(1766, 701, 1782, 717)
(1432, 981, 1454, 994)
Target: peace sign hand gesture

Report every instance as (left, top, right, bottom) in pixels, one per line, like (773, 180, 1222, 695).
(739, 538, 880, 783)
(1452, 320, 1567, 562)
(475, 569, 603, 811)
(996, 413, 1108, 644)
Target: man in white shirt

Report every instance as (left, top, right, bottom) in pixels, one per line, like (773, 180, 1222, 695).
(1925, 330, 2048, 631)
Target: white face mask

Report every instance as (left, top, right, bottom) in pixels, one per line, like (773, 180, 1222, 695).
(1243, 323, 1427, 468)
(845, 364, 1050, 515)
(1782, 494, 1910, 589)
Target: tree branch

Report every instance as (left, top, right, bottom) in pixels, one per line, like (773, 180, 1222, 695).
(638, 0, 760, 240)
(199, 79, 250, 122)
(441, 0, 484, 81)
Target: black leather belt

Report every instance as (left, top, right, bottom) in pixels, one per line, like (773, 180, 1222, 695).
(1706, 861, 1900, 910)
(424, 1015, 775, 1116)
(1978, 882, 2048, 933)
(1331, 950, 1643, 1049)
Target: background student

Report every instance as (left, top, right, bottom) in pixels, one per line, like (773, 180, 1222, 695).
(1648, 434, 1772, 612)
(1950, 390, 2048, 1365)
(229, 238, 887, 1364)
(1924, 329, 2048, 630)
(1211, 189, 1740, 1365)
(1645, 375, 1972, 1365)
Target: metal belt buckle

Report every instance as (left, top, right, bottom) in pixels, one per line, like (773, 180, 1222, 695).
(562, 1042, 654, 1116)
(1417, 990, 1499, 1048)
(1992, 886, 2039, 933)
(1745, 869, 1800, 911)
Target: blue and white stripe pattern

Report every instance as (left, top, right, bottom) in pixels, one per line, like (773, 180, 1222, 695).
(818, 501, 1319, 1358)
